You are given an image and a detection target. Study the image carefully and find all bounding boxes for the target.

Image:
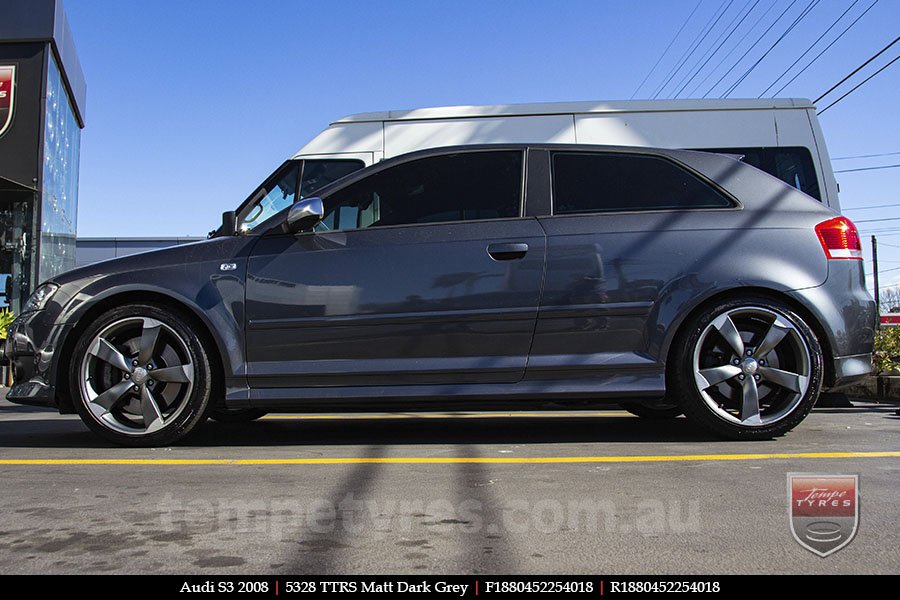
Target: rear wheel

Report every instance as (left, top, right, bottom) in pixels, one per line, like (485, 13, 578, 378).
(70, 303, 213, 446)
(210, 408, 268, 423)
(672, 297, 822, 440)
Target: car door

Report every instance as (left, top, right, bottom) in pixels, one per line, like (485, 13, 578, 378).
(527, 150, 737, 381)
(245, 149, 546, 391)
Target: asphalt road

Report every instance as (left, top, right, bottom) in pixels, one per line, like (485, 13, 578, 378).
(0, 396, 897, 575)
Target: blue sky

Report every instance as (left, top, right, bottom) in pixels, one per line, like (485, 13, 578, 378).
(65, 0, 900, 294)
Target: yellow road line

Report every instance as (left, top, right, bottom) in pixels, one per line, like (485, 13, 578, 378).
(0, 451, 897, 466)
(261, 411, 633, 420)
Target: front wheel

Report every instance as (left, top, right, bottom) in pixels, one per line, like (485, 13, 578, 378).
(672, 297, 823, 440)
(70, 303, 213, 446)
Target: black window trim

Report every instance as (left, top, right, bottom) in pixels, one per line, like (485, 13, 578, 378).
(547, 150, 741, 218)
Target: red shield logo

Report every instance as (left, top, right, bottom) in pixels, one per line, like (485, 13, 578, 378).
(0, 65, 15, 137)
(788, 473, 858, 557)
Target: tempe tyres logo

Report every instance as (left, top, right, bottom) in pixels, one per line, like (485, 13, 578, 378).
(788, 474, 859, 557)
(0, 65, 14, 137)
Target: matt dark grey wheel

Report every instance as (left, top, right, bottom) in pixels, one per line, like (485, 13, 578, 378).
(71, 304, 213, 446)
(674, 298, 822, 440)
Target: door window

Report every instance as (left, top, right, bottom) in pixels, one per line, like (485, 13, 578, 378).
(317, 151, 523, 232)
(552, 152, 732, 215)
(239, 163, 300, 232)
(238, 159, 364, 232)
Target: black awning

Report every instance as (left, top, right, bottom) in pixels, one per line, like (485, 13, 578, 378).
(0, 176, 37, 193)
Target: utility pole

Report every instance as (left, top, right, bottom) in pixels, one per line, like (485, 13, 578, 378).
(872, 235, 880, 330)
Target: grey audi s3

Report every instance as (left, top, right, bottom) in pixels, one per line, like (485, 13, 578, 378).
(3, 145, 875, 446)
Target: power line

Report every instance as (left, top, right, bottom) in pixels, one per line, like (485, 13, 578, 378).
(651, 2, 725, 99)
(834, 163, 900, 173)
(814, 35, 899, 103)
(859, 229, 900, 235)
(833, 150, 900, 160)
(772, 0, 880, 96)
(858, 224, 900, 231)
(632, 0, 704, 99)
(722, 0, 821, 98)
(674, 0, 760, 99)
(654, 1, 734, 99)
(819, 54, 900, 114)
(693, 0, 780, 97)
(877, 241, 900, 249)
(704, 0, 798, 97)
(853, 216, 900, 224)
(758, 0, 860, 97)
(843, 202, 900, 210)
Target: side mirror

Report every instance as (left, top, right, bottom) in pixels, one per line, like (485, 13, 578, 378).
(210, 210, 236, 238)
(286, 197, 324, 233)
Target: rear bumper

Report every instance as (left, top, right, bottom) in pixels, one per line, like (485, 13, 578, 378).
(786, 261, 876, 388)
(830, 353, 873, 388)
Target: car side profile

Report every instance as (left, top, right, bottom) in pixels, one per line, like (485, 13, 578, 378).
(3, 144, 875, 446)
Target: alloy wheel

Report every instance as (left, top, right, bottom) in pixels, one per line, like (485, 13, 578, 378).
(692, 306, 811, 427)
(79, 317, 195, 435)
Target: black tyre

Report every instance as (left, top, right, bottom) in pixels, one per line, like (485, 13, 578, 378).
(622, 402, 683, 419)
(210, 408, 268, 423)
(70, 303, 213, 446)
(671, 296, 823, 440)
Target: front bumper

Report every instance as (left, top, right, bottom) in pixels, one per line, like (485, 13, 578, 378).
(3, 311, 61, 409)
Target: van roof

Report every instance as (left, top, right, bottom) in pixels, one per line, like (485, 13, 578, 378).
(333, 98, 814, 124)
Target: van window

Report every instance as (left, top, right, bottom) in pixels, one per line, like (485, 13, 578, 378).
(317, 151, 522, 231)
(693, 146, 821, 201)
(300, 160, 365, 198)
(551, 152, 732, 215)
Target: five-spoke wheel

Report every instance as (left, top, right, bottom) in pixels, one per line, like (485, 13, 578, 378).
(673, 298, 822, 439)
(71, 304, 212, 446)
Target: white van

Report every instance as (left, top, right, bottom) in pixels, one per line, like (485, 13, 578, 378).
(236, 98, 838, 231)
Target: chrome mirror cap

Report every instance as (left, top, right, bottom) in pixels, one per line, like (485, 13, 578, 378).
(286, 197, 324, 233)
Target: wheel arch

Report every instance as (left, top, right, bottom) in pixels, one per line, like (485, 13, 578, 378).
(54, 290, 228, 413)
(661, 286, 834, 387)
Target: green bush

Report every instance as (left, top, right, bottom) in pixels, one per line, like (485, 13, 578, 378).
(873, 326, 900, 375)
(0, 309, 14, 340)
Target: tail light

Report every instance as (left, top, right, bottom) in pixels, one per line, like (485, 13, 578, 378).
(815, 216, 862, 260)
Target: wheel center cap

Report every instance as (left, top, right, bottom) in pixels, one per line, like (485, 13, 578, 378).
(132, 367, 149, 384)
(740, 357, 758, 375)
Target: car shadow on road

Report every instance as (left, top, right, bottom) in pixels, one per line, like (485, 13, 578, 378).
(0, 404, 892, 449)
(0, 413, 723, 448)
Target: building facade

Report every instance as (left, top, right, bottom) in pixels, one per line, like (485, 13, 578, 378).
(0, 0, 85, 312)
(75, 237, 203, 268)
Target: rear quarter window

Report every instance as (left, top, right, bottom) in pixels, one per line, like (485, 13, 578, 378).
(551, 152, 732, 215)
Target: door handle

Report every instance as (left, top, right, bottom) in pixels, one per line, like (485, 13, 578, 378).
(487, 242, 529, 261)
